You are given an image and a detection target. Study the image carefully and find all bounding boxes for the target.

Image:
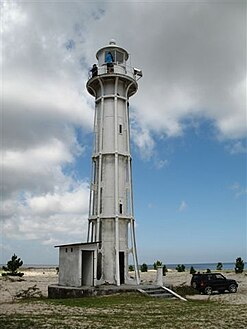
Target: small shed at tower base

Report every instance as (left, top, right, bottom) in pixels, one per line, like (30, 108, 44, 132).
(55, 242, 99, 287)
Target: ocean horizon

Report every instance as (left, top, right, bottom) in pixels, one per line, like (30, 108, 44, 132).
(1, 262, 246, 271)
(149, 262, 247, 271)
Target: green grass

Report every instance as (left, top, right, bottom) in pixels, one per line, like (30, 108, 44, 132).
(1, 293, 247, 328)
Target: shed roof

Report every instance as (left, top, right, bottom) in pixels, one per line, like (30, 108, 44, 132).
(54, 241, 100, 248)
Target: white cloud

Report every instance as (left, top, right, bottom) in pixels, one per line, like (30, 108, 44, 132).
(85, 2, 246, 141)
(155, 159, 169, 170)
(131, 122, 155, 160)
(1, 137, 84, 200)
(226, 141, 247, 155)
(229, 183, 247, 198)
(178, 200, 188, 212)
(1, 183, 89, 243)
(1, 2, 99, 255)
(27, 184, 88, 215)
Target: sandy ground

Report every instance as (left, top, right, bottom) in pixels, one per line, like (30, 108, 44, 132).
(0, 268, 246, 306)
(141, 269, 247, 304)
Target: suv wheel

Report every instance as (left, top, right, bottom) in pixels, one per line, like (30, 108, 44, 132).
(204, 286, 213, 295)
(228, 284, 237, 293)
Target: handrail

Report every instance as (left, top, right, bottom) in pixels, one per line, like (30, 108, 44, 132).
(88, 63, 141, 81)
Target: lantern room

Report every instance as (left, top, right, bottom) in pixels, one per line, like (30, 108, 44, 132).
(96, 39, 129, 67)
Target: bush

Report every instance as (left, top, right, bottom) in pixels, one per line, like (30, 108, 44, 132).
(206, 268, 211, 273)
(176, 264, 185, 272)
(216, 262, 223, 270)
(163, 265, 168, 276)
(129, 265, 134, 271)
(153, 260, 162, 270)
(235, 257, 244, 273)
(140, 263, 148, 272)
(2, 254, 24, 277)
(173, 285, 198, 297)
(190, 266, 196, 274)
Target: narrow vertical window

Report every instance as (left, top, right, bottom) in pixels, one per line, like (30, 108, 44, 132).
(119, 124, 123, 134)
(99, 188, 102, 214)
(93, 160, 96, 184)
(119, 202, 123, 214)
(100, 159, 103, 181)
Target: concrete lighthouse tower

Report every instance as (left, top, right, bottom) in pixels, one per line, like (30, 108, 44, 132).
(51, 41, 142, 293)
(86, 40, 142, 286)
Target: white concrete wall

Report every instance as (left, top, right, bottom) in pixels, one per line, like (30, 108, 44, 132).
(102, 155, 115, 216)
(119, 219, 128, 250)
(58, 243, 98, 287)
(58, 246, 81, 287)
(101, 219, 115, 283)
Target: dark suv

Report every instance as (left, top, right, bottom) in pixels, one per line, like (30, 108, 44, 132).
(191, 273, 238, 295)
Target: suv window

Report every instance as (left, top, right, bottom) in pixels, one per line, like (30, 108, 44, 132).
(215, 274, 225, 280)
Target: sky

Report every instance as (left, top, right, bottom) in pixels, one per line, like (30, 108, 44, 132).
(1, 0, 246, 266)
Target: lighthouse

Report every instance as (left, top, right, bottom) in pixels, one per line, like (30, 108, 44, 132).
(86, 40, 142, 286)
(53, 40, 142, 288)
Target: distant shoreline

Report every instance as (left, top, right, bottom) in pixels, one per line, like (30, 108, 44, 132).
(151, 262, 247, 271)
(1, 262, 246, 271)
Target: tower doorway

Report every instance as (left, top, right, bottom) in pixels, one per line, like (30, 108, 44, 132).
(82, 251, 94, 286)
(119, 252, 125, 284)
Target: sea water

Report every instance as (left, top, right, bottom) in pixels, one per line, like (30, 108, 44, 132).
(148, 262, 247, 271)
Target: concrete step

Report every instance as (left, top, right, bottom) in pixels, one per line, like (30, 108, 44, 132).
(138, 286, 174, 299)
(145, 289, 166, 295)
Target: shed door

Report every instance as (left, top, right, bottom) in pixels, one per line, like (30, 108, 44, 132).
(119, 252, 125, 284)
(82, 251, 94, 286)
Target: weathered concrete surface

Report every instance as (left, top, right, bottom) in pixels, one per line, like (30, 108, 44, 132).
(48, 283, 170, 299)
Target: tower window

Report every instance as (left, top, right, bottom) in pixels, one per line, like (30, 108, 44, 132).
(104, 50, 124, 64)
(116, 51, 124, 63)
(100, 188, 103, 213)
(100, 161, 103, 181)
(71, 248, 73, 252)
(65, 248, 68, 253)
(119, 124, 123, 134)
(119, 202, 123, 214)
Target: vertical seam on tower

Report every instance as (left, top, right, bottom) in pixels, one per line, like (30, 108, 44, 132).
(114, 76, 120, 286)
(96, 78, 104, 242)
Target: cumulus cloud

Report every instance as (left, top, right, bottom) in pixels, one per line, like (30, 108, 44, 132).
(131, 121, 155, 160)
(1, 182, 89, 243)
(85, 1, 246, 141)
(1, 1, 98, 250)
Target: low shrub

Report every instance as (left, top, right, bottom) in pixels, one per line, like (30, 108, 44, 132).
(173, 285, 198, 297)
(2, 254, 24, 277)
(140, 263, 148, 272)
(235, 257, 244, 273)
(176, 264, 185, 272)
